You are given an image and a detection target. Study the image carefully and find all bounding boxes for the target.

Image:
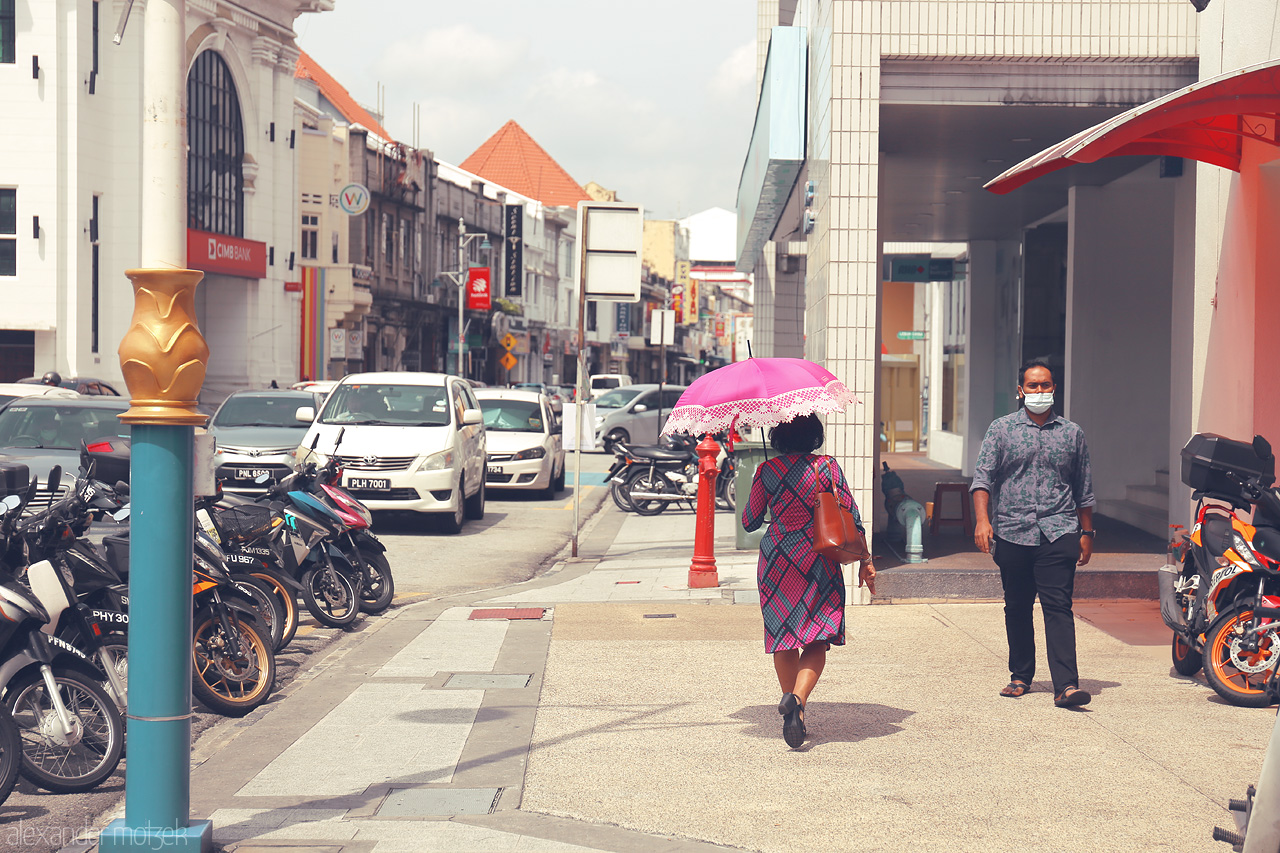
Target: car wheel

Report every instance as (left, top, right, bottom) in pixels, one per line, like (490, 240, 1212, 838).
(439, 475, 465, 534)
(604, 429, 629, 453)
(465, 475, 486, 520)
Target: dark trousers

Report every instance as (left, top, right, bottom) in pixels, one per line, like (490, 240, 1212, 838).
(992, 533, 1081, 692)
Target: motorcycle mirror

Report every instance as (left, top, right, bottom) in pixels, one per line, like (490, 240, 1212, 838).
(0, 494, 19, 512)
(1254, 434, 1273, 461)
(310, 433, 320, 450)
(112, 505, 131, 522)
(334, 426, 345, 452)
(46, 465, 62, 494)
(255, 472, 271, 484)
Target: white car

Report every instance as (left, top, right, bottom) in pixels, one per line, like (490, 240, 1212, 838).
(475, 388, 565, 498)
(0, 382, 80, 409)
(293, 372, 487, 533)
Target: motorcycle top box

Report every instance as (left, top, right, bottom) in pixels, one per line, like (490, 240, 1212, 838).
(0, 462, 30, 500)
(1180, 433, 1275, 496)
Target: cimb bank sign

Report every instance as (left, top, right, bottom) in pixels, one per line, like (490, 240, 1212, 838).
(187, 228, 268, 279)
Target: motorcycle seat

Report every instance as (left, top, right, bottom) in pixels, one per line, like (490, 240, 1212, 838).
(218, 492, 259, 508)
(629, 446, 692, 462)
(1202, 514, 1233, 559)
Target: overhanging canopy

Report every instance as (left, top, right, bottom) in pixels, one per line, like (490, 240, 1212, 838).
(985, 59, 1280, 194)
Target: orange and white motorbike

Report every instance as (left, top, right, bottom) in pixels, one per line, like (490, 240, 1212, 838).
(1162, 433, 1280, 707)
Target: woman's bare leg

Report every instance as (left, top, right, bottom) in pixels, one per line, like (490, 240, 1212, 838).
(773, 649, 799, 694)
(794, 643, 827, 709)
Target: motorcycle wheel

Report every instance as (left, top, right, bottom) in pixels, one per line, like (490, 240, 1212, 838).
(0, 707, 20, 806)
(626, 468, 676, 516)
(192, 607, 275, 717)
(1171, 632, 1202, 676)
(1204, 606, 1277, 707)
(358, 547, 395, 614)
(248, 567, 300, 650)
(611, 477, 636, 512)
(232, 574, 287, 652)
(301, 563, 361, 628)
(5, 667, 124, 793)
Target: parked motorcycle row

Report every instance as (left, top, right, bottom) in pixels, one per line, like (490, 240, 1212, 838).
(605, 432, 737, 516)
(0, 426, 394, 805)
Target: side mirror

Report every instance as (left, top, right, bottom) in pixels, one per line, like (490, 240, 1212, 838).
(112, 505, 131, 522)
(633, 404, 648, 413)
(295, 406, 316, 424)
(47, 465, 62, 494)
(0, 494, 20, 516)
(1255, 435, 1273, 461)
(255, 472, 271, 484)
(462, 408, 484, 426)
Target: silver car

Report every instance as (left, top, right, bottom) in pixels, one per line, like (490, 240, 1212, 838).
(593, 384, 687, 451)
(208, 390, 325, 492)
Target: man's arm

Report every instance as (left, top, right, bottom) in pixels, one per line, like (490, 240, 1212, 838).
(970, 423, 1000, 554)
(1077, 506, 1094, 566)
(1074, 432, 1096, 566)
(973, 489, 994, 554)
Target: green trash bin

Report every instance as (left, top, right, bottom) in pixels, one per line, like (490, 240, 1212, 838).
(734, 445, 770, 550)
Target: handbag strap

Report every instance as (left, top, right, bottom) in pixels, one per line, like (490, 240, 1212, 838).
(809, 454, 832, 498)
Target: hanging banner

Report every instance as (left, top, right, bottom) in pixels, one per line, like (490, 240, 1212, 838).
(505, 204, 523, 298)
(614, 302, 631, 337)
(467, 266, 492, 311)
(671, 283, 685, 324)
(684, 277, 699, 326)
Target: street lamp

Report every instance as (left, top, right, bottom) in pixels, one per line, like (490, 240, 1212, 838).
(441, 217, 491, 377)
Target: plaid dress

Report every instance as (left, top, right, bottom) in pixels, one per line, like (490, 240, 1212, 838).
(743, 453, 862, 653)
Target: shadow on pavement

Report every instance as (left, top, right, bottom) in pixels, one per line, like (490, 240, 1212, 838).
(730, 702, 914, 745)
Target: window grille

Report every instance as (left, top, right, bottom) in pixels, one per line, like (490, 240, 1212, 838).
(187, 51, 244, 236)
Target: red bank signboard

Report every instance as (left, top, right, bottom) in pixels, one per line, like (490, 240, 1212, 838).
(466, 267, 491, 311)
(187, 228, 267, 279)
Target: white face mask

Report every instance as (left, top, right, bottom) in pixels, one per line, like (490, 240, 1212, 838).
(1022, 392, 1054, 414)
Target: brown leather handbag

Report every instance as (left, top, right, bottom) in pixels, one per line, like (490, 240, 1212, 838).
(811, 456, 869, 564)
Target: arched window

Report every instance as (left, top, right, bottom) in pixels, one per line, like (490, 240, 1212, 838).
(187, 51, 244, 236)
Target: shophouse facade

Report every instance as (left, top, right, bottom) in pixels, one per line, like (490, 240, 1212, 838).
(0, 0, 331, 397)
(738, 0, 1232, 536)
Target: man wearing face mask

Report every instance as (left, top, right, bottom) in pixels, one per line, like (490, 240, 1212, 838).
(970, 359, 1095, 708)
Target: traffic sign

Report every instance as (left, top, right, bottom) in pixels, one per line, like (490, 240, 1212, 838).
(501, 333, 517, 351)
(897, 330, 926, 340)
(500, 352, 518, 371)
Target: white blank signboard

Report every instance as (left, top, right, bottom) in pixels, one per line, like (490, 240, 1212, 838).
(577, 202, 643, 302)
(651, 309, 676, 346)
(563, 403, 598, 451)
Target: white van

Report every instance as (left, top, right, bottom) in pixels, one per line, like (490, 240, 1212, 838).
(588, 374, 632, 399)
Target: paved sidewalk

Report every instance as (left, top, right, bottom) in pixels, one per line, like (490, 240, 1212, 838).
(69, 506, 1275, 852)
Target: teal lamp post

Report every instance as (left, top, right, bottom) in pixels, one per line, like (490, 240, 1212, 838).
(98, 0, 213, 850)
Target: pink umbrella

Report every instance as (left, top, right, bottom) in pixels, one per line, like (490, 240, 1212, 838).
(661, 357, 857, 436)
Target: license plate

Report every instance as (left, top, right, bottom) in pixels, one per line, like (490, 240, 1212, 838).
(235, 468, 270, 480)
(487, 466, 503, 475)
(348, 477, 390, 490)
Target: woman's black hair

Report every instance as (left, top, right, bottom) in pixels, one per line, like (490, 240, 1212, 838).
(769, 413, 824, 454)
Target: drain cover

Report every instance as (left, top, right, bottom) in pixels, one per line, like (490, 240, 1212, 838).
(469, 608, 545, 620)
(444, 674, 532, 689)
(643, 613, 677, 619)
(377, 787, 502, 817)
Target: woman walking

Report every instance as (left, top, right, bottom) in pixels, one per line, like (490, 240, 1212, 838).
(742, 414, 873, 748)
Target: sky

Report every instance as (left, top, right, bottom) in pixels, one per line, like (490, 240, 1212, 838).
(294, 1, 758, 221)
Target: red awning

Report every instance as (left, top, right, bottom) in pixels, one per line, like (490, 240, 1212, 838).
(985, 59, 1280, 194)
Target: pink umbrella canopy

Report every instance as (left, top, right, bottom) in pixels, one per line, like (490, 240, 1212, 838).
(661, 357, 857, 436)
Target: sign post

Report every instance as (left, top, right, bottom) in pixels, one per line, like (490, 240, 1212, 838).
(573, 201, 643, 556)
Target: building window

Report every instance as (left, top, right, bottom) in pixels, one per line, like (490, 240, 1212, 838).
(382, 213, 393, 265)
(91, 195, 100, 352)
(91, 0, 99, 76)
(0, 189, 15, 276)
(187, 51, 244, 236)
(586, 301, 597, 332)
(0, 0, 13, 65)
(399, 218, 409, 266)
(300, 214, 318, 260)
(332, 231, 339, 264)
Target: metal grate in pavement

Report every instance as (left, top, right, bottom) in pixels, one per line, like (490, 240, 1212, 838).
(469, 608, 545, 620)
(376, 787, 503, 817)
(444, 674, 532, 689)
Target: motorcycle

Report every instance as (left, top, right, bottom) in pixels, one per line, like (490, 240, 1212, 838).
(612, 433, 737, 516)
(1163, 433, 1280, 707)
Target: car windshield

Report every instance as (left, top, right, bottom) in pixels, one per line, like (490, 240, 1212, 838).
(593, 388, 643, 409)
(0, 395, 16, 408)
(320, 383, 451, 426)
(213, 394, 309, 428)
(0, 404, 129, 449)
(478, 399, 545, 433)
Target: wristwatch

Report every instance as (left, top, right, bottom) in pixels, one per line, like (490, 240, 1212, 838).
(1080, 530, 1096, 539)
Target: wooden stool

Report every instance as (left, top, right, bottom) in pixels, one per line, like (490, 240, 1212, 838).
(930, 482, 973, 536)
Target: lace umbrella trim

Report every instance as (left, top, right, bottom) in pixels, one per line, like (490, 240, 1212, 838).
(661, 380, 858, 435)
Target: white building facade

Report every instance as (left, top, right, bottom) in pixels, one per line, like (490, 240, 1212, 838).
(0, 0, 330, 398)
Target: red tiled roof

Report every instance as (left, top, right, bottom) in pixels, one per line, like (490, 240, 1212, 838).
(460, 120, 590, 207)
(295, 50, 394, 143)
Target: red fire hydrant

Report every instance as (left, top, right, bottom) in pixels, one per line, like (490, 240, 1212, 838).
(688, 433, 721, 589)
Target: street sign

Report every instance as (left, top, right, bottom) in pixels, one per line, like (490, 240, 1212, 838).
(500, 352, 517, 371)
(346, 329, 363, 359)
(501, 333, 517, 351)
(897, 330, 926, 340)
(885, 254, 956, 282)
(576, 201, 643, 302)
(651, 309, 676, 346)
(338, 183, 370, 216)
(328, 328, 345, 359)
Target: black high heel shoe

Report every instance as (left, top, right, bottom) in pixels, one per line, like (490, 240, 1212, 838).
(778, 692, 806, 748)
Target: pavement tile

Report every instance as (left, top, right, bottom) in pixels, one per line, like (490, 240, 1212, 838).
(376, 616, 508, 677)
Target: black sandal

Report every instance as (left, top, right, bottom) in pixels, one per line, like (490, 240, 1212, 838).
(779, 692, 806, 748)
(1000, 680, 1030, 698)
(1054, 685, 1092, 708)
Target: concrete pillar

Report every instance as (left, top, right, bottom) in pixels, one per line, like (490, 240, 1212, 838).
(963, 239, 1021, 475)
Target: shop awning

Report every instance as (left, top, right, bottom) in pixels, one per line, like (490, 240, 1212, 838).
(985, 59, 1280, 194)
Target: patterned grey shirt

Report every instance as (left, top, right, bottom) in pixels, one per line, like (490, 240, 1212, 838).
(969, 408, 1095, 546)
